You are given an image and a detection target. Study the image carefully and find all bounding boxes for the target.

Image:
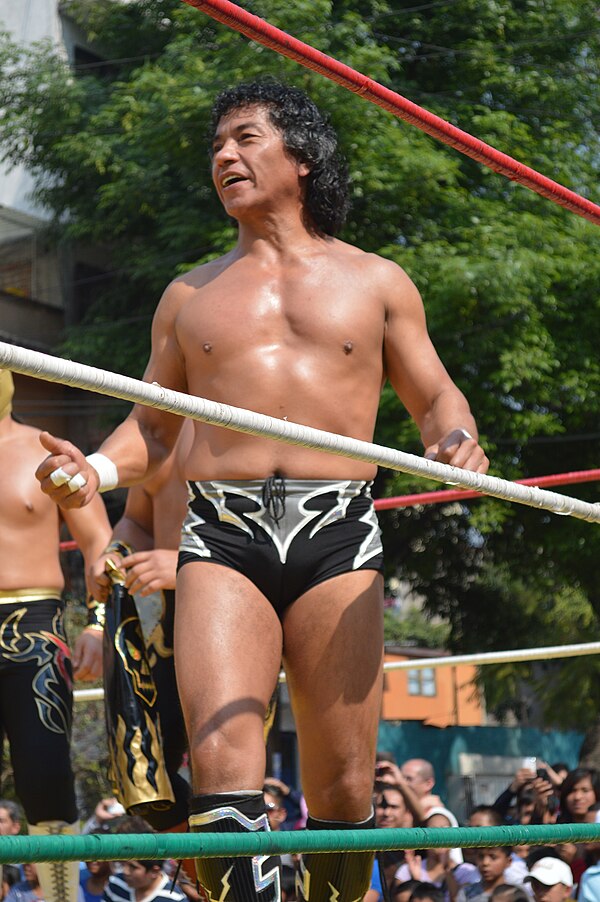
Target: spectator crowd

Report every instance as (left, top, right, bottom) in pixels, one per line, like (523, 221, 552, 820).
(1, 756, 600, 900)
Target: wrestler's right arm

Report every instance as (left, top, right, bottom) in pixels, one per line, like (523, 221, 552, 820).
(88, 481, 156, 602)
(36, 281, 189, 508)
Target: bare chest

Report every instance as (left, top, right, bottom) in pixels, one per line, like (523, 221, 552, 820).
(0, 443, 56, 530)
(176, 264, 384, 365)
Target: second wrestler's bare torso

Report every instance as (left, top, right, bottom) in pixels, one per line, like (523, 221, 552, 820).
(0, 420, 65, 591)
(167, 239, 391, 481)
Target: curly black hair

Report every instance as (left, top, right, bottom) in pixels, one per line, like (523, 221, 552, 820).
(210, 80, 350, 236)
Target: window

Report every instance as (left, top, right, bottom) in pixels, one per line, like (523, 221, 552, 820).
(408, 667, 436, 697)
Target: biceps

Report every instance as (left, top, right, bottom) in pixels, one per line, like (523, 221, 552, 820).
(385, 328, 455, 424)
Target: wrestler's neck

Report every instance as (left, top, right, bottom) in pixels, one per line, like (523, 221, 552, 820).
(234, 206, 333, 259)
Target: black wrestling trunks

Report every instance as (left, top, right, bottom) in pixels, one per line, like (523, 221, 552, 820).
(178, 478, 384, 616)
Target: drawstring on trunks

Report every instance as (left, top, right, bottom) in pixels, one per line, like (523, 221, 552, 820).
(262, 475, 286, 526)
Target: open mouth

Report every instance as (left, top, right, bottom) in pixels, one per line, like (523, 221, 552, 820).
(222, 175, 247, 188)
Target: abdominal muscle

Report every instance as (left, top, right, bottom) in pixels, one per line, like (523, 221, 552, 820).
(182, 353, 383, 482)
(185, 430, 379, 482)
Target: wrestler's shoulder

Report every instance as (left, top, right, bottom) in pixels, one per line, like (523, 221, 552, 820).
(151, 256, 233, 327)
(165, 253, 236, 296)
(331, 240, 419, 290)
(1, 419, 44, 450)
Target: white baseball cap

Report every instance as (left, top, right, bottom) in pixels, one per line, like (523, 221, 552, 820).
(525, 858, 573, 888)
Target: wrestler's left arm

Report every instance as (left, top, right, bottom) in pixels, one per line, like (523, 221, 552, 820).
(63, 494, 112, 681)
(380, 258, 489, 474)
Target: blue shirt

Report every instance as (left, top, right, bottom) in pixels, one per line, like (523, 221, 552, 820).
(80, 868, 105, 902)
(5, 881, 41, 902)
(369, 860, 383, 901)
(579, 863, 600, 902)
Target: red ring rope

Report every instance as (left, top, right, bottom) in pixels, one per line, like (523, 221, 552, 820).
(374, 467, 600, 510)
(181, 0, 600, 226)
(57, 468, 600, 550)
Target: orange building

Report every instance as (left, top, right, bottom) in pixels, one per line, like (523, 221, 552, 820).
(382, 645, 485, 728)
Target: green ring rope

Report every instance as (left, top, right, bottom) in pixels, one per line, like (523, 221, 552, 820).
(2, 824, 600, 864)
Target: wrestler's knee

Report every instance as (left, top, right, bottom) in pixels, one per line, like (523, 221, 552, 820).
(188, 722, 266, 789)
(306, 768, 374, 822)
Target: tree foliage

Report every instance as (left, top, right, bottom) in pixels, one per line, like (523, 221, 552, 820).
(1, 0, 599, 729)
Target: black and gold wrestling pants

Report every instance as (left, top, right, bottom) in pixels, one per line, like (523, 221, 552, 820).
(178, 478, 384, 614)
(105, 584, 190, 831)
(0, 591, 77, 823)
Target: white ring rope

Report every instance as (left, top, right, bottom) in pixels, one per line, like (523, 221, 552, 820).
(1, 340, 599, 523)
(73, 640, 600, 703)
(381, 641, 600, 671)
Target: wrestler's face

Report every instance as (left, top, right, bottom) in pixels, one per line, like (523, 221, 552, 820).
(211, 105, 310, 219)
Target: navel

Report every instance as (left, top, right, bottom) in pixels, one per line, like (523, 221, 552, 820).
(343, 340, 354, 355)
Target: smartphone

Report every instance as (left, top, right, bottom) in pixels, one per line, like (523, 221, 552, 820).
(522, 756, 537, 772)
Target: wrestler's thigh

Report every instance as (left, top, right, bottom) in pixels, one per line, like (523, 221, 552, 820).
(175, 562, 283, 791)
(282, 569, 384, 821)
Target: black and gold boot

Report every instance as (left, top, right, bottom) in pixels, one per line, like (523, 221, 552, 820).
(189, 791, 281, 901)
(296, 812, 376, 902)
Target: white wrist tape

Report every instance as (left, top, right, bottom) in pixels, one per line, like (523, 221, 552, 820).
(86, 453, 119, 492)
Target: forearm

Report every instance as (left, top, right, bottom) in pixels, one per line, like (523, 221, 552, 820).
(67, 498, 113, 580)
(110, 518, 154, 554)
(94, 411, 180, 488)
(418, 386, 478, 448)
(398, 782, 426, 825)
(493, 788, 515, 817)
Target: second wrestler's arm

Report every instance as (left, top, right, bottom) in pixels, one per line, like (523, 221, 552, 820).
(36, 281, 189, 507)
(64, 494, 113, 681)
(88, 483, 156, 602)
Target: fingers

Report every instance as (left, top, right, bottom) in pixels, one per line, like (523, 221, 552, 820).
(424, 429, 489, 474)
(88, 567, 111, 602)
(91, 554, 122, 589)
(119, 550, 177, 595)
(73, 630, 103, 681)
(38, 430, 70, 455)
(36, 433, 83, 475)
(35, 435, 98, 508)
(120, 554, 154, 596)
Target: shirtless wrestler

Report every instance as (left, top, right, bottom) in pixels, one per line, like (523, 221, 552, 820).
(36, 81, 488, 902)
(0, 369, 111, 902)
